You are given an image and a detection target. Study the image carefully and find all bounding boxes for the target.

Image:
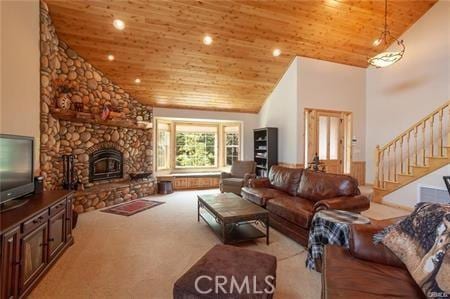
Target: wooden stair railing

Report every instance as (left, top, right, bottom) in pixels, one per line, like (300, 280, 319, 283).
(374, 101, 450, 197)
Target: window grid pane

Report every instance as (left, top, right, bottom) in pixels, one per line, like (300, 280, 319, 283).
(329, 117, 340, 160)
(175, 131, 217, 167)
(157, 130, 170, 169)
(318, 116, 328, 160)
(225, 131, 239, 166)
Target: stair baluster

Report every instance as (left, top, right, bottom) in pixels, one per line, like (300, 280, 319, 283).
(422, 122, 426, 166)
(407, 131, 411, 174)
(430, 115, 434, 157)
(439, 110, 443, 157)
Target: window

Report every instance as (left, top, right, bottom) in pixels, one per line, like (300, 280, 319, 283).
(157, 122, 171, 170)
(175, 125, 217, 168)
(156, 119, 242, 172)
(224, 126, 240, 166)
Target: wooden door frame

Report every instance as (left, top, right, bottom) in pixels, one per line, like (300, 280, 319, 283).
(304, 108, 352, 174)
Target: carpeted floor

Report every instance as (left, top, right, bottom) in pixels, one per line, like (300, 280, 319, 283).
(29, 189, 408, 299)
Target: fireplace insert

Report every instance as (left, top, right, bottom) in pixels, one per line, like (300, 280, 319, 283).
(89, 148, 123, 182)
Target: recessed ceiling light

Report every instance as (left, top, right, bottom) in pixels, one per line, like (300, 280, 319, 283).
(272, 48, 281, 57)
(107, 54, 115, 61)
(203, 35, 213, 45)
(113, 19, 125, 30)
(372, 38, 382, 47)
(134, 78, 141, 84)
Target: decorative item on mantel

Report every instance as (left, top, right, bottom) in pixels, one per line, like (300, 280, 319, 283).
(101, 104, 110, 120)
(53, 78, 78, 111)
(74, 102, 83, 112)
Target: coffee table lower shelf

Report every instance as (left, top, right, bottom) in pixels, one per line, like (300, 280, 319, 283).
(199, 210, 267, 244)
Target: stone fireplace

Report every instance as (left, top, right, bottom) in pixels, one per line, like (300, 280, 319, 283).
(89, 148, 123, 182)
(39, 3, 156, 214)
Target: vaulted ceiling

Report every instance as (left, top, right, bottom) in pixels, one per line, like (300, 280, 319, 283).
(46, 0, 436, 113)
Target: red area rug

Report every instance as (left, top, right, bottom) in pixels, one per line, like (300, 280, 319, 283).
(101, 199, 164, 216)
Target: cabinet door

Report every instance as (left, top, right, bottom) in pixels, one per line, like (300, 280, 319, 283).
(65, 196, 73, 241)
(1, 227, 20, 299)
(20, 223, 48, 292)
(48, 210, 66, 261)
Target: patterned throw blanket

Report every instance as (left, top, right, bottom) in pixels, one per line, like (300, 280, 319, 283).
(374, 203, 450, 298)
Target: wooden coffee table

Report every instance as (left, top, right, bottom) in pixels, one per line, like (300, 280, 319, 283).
(197, 193, 269, 245)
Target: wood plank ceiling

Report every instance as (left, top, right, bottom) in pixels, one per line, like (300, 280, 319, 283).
(46, 0, 436, 113)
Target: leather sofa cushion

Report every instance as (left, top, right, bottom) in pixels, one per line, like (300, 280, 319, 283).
(269, 213, 309, 247)
(266, 196, 314, 229)
(241, 187, 285, 207)
(221, 177, 244, 186)
(349, 221, 405, 269)
(323, 246, 424, 299)
(268, 165, 303, 196)
(297, 170, 360, 202)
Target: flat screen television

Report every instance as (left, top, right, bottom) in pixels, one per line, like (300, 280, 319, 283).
(0, 134, 35, 204)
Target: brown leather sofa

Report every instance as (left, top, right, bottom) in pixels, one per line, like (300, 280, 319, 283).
(322, 219, 425, 298)
(241, 165, 370, 246)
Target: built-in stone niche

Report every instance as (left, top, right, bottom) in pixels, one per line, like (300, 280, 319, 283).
(40, 2, 156, 213)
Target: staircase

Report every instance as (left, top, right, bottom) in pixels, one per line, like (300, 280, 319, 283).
(373, 101, 450, 203)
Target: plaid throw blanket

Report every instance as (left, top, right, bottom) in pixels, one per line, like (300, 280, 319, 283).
(374, 203, 450, 298)
(306, 210, 370, 270)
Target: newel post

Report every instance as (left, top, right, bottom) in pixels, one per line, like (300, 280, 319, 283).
(375, 145, 380, 188)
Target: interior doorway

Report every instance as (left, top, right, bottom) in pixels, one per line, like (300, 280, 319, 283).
(304, 108, 352, 174)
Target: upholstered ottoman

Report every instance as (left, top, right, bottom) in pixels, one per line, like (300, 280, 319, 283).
(173, 245, 277, 298)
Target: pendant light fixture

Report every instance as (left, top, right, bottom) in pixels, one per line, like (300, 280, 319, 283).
(368, 0, 405, 68)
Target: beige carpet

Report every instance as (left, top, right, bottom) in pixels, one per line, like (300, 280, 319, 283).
(29, 189, 407, 299)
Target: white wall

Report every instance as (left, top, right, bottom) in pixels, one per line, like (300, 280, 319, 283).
(384, 165, 450, 207)
(1, 0, 40, 172)
(257, 56, 366, 166)
(366, 1, 450, 183)
(153, 107, 259, 161)
(297, 57, 366, 163)
(259, 58, 300, 164)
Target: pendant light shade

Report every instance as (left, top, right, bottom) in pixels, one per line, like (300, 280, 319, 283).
(368, 0, 406, 68)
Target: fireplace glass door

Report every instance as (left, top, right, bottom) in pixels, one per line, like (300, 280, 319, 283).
(89, 148, 123, 182)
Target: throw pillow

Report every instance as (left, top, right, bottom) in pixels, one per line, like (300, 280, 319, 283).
(374, 202, 450, 298)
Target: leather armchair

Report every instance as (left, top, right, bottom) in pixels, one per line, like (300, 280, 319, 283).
(220, 160, 256, 195)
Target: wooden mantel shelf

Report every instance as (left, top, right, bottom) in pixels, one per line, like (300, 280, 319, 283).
(50, 109, 152, 130)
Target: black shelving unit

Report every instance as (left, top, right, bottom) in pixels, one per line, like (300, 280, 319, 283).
(253, 127, 278, 177)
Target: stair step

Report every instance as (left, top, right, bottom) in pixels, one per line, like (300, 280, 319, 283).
(397, 174, 415, 182)
(427, 156, 449, 159)
(384, 180, 400, 184)
(398, 173, 414, 177)
(410, 165, 429, 169)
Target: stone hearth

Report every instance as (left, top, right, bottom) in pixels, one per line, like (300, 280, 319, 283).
(40, 3, 156, 213)
(73, 179, 155, 213)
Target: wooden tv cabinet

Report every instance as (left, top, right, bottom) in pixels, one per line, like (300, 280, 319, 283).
(0, 190, 74, 299)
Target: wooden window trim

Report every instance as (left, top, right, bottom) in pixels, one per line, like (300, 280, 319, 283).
(155, 119, 242, 173)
